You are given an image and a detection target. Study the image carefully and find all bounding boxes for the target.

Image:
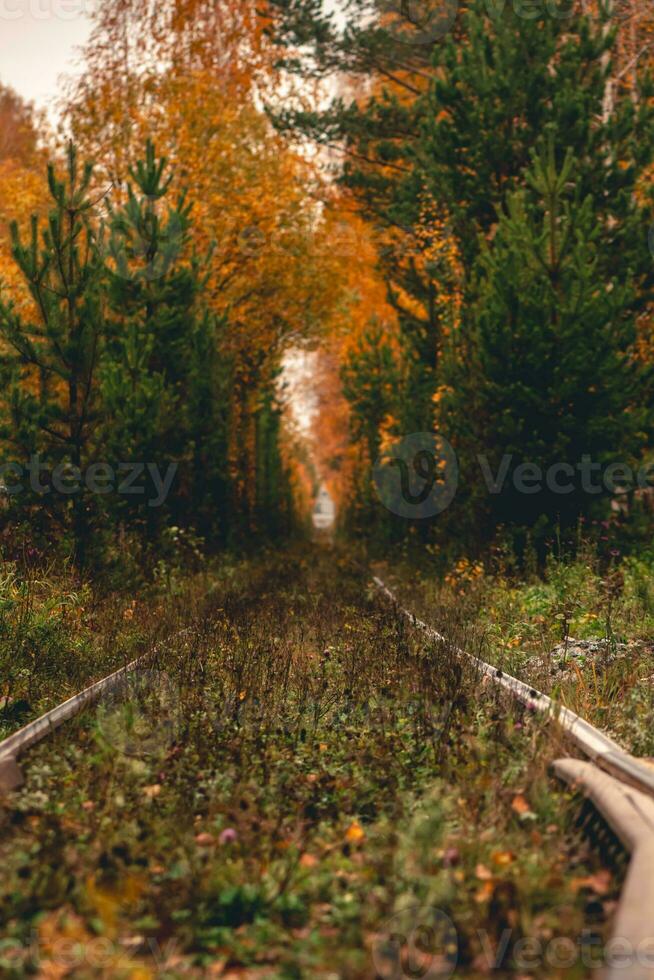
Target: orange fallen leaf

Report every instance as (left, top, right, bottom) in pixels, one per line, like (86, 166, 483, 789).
(475, 880, 495, 903)
(491, 849, 515, 867)
(475, 863, 493, 880)
(299, 853, 319, 868)
(511, 794, 531, 815)
(571, 870, 612, 896)
(345, 821, 365, 844)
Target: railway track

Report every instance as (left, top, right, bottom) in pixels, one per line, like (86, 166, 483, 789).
(0, 566, 650, 976)
(374, 576, 654, 980)
(0, 625, 196, 792)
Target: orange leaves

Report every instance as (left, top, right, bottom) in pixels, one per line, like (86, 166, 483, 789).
(510, 792, 537, 821)
(0, 87, 48, 320)
(491, 849, 516, 867)
(195, 832, 216, 846)
(570, 869, 612, 896)
(510, 793, 531, 816)
(345, 820, 366, 844)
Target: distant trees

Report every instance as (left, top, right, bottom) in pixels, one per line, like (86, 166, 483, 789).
(61, 0, 349, 547)
(0, 84, 38, 164)
(272, 0, 654, 550)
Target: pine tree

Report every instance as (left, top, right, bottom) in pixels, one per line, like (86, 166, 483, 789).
(439, 139, 653, 552)
(0, 143, 106, 565)
(100, 141, 230, 545)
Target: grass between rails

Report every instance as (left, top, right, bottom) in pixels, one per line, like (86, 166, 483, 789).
(0, 546, 624, 978)
(381, 542, 654, 758)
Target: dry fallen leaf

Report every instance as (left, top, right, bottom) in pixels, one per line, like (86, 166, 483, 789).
(571, 869, 612, 895)
(474, 880, 495, 903)
(491, 849, 515, 866)
(345, 821, 365, 843)
(511, 793, 532, 816)
(475, 862, 493, 880)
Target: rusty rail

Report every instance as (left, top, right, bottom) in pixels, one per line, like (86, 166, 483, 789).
(0, 627, 194, 791)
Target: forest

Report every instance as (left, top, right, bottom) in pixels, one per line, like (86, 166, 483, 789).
(1, 0, 654, 976)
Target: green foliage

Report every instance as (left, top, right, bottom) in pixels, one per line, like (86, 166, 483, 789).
(0, 142, 107, 565)
(439, 140, 653, 548)
(100, 140, 231, 548)
(0, 140, 294, 569)
(273, 0, 654, 551)
(341, 319, 399, 464)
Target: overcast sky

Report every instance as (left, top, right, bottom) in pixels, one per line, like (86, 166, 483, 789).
(1, 4, 91, 110)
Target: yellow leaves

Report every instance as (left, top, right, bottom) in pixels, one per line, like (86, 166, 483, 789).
(432, 384, 454, 404)
(444, 558, 484, 592)
(37, 907, 154, 978)
(474, 863, 495, 904)
(85, 871, 146, 935)
(474, 880, 495, 904)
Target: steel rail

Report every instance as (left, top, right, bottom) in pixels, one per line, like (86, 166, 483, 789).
(373, 576, 654, 798)
(0, 626, 195, 791)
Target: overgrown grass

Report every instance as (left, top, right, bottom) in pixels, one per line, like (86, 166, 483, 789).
(0, 547, 621, 978)
(0, 549, 274, 740)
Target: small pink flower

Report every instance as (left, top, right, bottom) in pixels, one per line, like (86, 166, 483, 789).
(219, 828, 238, 845)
